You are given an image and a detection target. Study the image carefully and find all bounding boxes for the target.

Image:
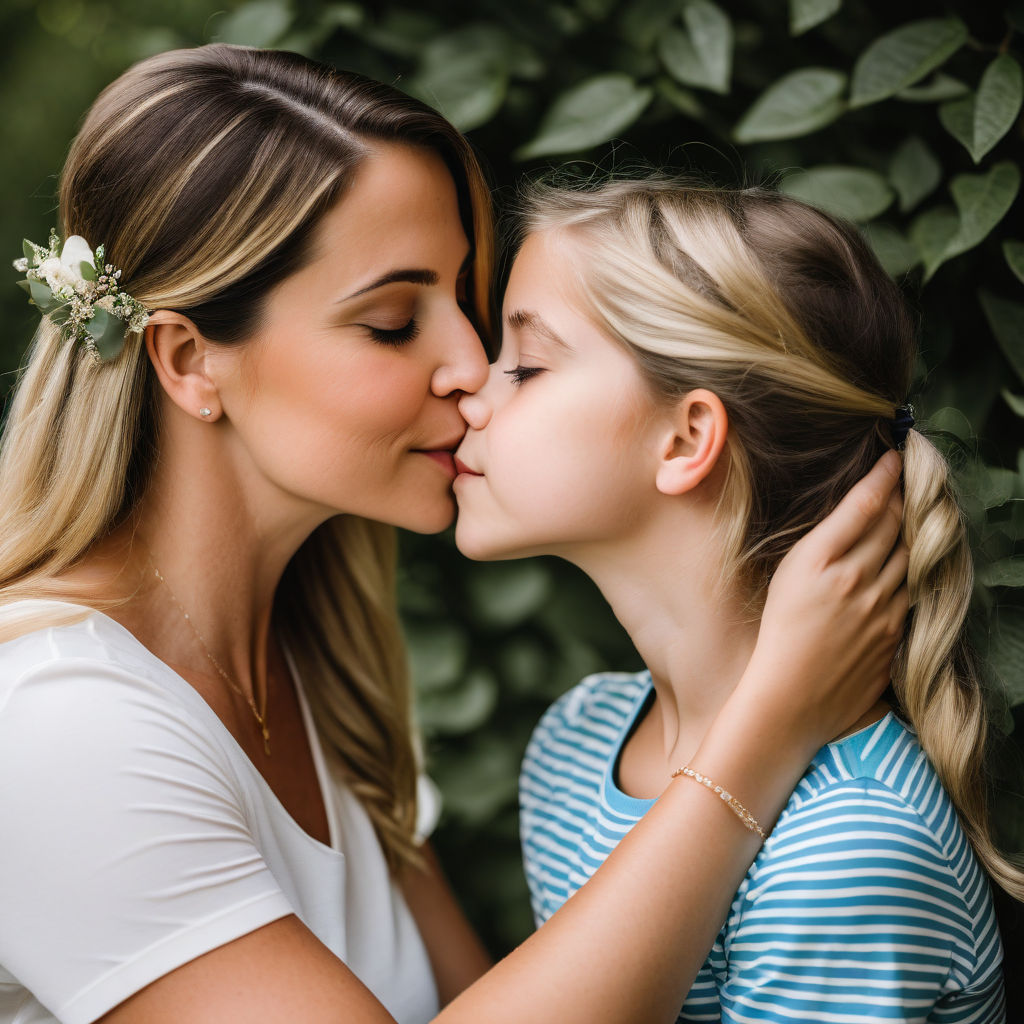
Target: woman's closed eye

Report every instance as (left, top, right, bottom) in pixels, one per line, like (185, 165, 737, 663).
(504, 365, 545, 386)
(363, 318, 421, 347)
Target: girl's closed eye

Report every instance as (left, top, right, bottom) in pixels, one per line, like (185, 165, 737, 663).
(504, 365, 545, 386)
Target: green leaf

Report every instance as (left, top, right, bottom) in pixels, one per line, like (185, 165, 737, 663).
(979, 289, 1024, 383)
(84, 308, 127, 361)
(621, 0, 686, 50)
(960, 461, 1017, 509)
(916, 163, 1021, 280)
(658, 1, 733, 94)
(407, 621, 469, 692)
(910, 206, 959, 277)
(944, 162, 1021, 266)
(940, 55, 1024, 163)
(656, 77, 705, 119)
(939, 94, 974, 155)
(862, 222, 919, 276)
(514, 74, 653, 159)
(974, 55, 1024, 161)
(409, 28, 511, 132)
(78, 260, 97, 282)
(925, 405, 973, 441)
(22, 239, 34, 263)
(26, 278, 56, 311)
(1002, 389, 1024, 416)
(980, 557, 1024, 588)
(1005, 240, 1024, 284)
(417, 669, 499, 735)
(789, 0, 841, 36)
(990, 606, 1024, 702)
(733, 68, 846, 143)
(850, 17, 968, 108)
(896, 73, 970, 103)
(888, 136, 941, 213)
(466, 561, 552, 628)
(780, 166, 894, 222)
(214, 0, 292, 47)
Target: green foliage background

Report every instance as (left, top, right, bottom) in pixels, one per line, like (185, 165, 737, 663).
(2, 0, 1022, 988)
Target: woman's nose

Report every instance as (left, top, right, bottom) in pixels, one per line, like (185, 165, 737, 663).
(431, 312, 489, 398)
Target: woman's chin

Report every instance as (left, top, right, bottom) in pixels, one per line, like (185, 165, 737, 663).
(395, 495, 457, 536)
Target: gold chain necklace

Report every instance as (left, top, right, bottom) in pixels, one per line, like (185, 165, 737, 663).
(151, 565, 271, 756)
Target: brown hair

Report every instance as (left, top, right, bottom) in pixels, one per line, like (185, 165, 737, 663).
(0, 44, 495, 871)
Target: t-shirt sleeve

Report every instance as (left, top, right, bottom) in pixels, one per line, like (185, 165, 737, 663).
(0, 657, 294, 1024)
(715, 779, 1005, 1023)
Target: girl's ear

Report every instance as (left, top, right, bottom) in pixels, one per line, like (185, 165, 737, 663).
(654, 388, 729, 496)
(144, 311, 223, 422)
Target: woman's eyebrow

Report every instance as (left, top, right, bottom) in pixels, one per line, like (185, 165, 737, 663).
(340, 269, 438, 301)
(505, 309, 572, 351)
(339, 249, 474, 303)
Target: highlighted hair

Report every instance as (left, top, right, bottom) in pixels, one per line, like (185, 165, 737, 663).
(520, 176, 1024, 900)
(0, 44, 495, 872)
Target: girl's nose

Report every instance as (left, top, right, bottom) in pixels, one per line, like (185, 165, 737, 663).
(457, 376, 493, 430)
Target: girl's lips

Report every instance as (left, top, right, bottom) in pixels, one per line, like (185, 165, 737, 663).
(454, 456, 482, 476)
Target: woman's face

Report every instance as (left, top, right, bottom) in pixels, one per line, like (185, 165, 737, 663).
(454, 229, 662, 561)
(213, 143, 486, 534)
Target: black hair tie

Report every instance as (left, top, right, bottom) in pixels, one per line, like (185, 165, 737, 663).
(891, 404, 915, 450)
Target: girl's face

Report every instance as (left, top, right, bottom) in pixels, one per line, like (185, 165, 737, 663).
(454, 230, 663, 561)
(212, 143, 487, 535)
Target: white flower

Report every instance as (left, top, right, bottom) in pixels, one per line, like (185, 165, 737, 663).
(94, 295, 118, 314)
(60, 235, 96, 276)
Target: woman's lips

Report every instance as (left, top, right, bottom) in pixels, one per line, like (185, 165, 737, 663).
(418, 450, 457, 478)
(454, 456, 482, 477)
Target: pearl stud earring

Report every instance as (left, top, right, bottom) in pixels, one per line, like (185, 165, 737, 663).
(199, 407, 212, 418)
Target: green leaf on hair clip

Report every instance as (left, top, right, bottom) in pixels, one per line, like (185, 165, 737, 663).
(22, 239, 34, 264)
(79, 260, 97, 282)
(85, 308, 126, 361)
(26, 278, 55, 310)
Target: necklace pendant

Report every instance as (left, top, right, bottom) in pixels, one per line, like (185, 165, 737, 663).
(261, 725, 271, 757)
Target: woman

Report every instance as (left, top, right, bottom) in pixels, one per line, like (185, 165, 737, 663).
(453, 177, 1017, 1020)
(0, 47, 907, 1023)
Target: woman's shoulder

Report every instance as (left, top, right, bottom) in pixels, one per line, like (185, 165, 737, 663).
(0, 599, 229, 766)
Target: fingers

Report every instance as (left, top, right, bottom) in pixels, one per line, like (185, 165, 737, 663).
(843, 485, 904, 579)
(875, 539, 910, 602)
(794, 451, 902, 564)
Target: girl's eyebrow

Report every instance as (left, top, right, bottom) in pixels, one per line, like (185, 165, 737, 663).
(505, 309, 572, 351)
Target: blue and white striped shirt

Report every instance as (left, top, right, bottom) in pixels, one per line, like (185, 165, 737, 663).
(520, 671, 1005, 1023)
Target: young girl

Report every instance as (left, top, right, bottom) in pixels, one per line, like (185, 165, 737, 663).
(0, 46, 908, 1024)
(453, 178, 1018, 1021)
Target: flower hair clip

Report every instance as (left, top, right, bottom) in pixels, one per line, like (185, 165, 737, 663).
(13, 229, 149, 362)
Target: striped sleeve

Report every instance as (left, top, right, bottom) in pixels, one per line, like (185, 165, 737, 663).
(715, 779, 1005, 1024)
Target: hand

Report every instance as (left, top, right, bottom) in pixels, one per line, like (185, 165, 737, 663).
(737, 451, 909, 759)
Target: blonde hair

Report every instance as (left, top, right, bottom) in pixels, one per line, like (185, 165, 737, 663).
(521, 176, 1024, 900)
(0, 44, 495, 872)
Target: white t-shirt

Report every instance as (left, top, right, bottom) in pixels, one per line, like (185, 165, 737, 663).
(0, 601, 440, 1024)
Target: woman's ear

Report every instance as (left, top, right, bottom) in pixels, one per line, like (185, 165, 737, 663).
(144, 311, 222, 422)
(654, 388, 729, 496)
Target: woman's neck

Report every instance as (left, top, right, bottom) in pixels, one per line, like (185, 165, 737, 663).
(65, 407, 327, 690)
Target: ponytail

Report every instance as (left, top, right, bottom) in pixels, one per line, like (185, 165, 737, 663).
(895, 429, 1024, 900)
